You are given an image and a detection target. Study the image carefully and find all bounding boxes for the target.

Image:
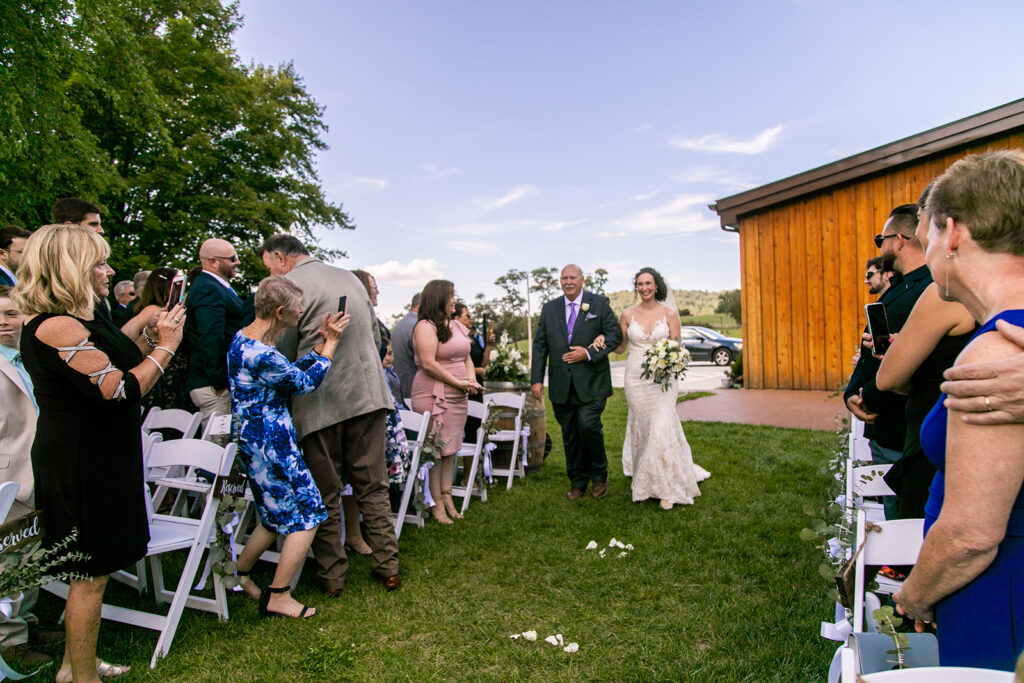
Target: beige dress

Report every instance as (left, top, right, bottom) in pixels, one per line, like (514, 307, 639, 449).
(411, 319, 471, 456)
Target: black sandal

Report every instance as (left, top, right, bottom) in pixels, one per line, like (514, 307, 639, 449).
(258, 585, 316, 619)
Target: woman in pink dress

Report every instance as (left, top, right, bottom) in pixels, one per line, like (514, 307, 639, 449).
(411, 280, 481, 523)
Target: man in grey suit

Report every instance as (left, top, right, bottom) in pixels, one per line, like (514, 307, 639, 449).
(389, 291, 420, 398)
(260, 235, 400, 593)
(531, 264, 621, 500)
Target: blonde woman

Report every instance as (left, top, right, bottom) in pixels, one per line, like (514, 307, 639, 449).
(13, 224, 184, 683)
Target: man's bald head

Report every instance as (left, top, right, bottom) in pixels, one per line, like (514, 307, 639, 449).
(560, 264, 583, 299)
(199, 238, 239, 280)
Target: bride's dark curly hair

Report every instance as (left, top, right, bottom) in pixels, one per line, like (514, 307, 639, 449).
(633, 267, 668, 302)
(418, 279, 455, 343)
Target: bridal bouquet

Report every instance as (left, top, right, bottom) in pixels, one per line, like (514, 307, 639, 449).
(640, 339, 690, 391)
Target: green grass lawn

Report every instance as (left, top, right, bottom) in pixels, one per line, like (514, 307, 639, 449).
(31, 390, 836, 681)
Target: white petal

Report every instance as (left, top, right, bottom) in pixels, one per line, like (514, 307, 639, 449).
(626, 544, 635, 550)
(556, 634, 564, 646)
(599, 549, 606, 557)
(617, 551, 628, 559)
(613, 540, 626, 549)
(510, 634, 521, 640)
(608, 537, 618, 547)
(585, 541, 598, 550)
(545, 635, 560, 646)
(523, 630, 537, 641)
(564, 643, 580, 653)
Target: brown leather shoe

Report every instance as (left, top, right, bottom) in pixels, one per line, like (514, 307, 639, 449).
(566, 488, 585, 500)
(373, 573, 401, 591)
(591, 481, 608, 499)
(0, 643, 53, 667)
(322, 587, 344, 598)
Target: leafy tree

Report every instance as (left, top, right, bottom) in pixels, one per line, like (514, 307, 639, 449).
(716, 289, 742, 323)
(1, 0, 352, 290)
(585, 267, 609, 294)
(529, 266, 560, 303)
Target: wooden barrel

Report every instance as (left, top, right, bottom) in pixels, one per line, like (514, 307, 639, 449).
(522, 393, 547, 473)
(481, 382, 537, 473)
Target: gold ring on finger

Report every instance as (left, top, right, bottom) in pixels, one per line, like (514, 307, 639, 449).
(985, 396, 993, 412)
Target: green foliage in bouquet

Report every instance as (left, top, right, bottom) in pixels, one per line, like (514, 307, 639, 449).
(0, 528, 90, 598)
(484, 332, 528, 383)
(210, 493, 249, 589)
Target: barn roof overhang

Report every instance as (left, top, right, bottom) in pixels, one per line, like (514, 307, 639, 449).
(709, 98, 1024, 230)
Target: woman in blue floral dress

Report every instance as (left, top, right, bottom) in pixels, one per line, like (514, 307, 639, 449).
(229, 277, 349, 619)
(381, 340, 411, 508)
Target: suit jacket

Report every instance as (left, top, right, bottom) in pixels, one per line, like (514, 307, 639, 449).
(531, 291, 621, 404)
(276, 257, 392, 440)
(390, 311, 418, 398)
(0, 268, 14, 287)
(0, 353, 37, 506)
(184, 271, 251, 392)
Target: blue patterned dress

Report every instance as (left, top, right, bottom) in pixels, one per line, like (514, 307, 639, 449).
(228, 333, 330, 534)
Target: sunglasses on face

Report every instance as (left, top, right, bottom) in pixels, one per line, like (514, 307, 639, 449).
(873, 233, 900, 248)
(865, 270, 880, 279)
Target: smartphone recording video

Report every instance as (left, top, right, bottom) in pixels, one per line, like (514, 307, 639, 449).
(864, 303, 891, 356)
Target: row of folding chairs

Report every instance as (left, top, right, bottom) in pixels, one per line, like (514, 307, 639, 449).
(44, 408, 238, 669)
(393, 391, 528, 538)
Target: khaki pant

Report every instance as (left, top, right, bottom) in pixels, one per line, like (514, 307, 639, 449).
(300, 409, 398, 590)
(189, 386, 231, 427)
(1, 501, 38, 648)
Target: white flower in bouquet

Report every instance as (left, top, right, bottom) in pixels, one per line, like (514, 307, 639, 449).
(640, 338, 690, 391)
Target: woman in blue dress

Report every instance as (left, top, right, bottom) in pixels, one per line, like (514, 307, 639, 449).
(229, 277, 349, 619)
(894, 150, 1024, 670)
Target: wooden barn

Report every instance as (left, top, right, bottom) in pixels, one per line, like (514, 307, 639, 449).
(710, 99, 1024, 391)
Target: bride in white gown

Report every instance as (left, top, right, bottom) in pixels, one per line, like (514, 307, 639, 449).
(612, 267, 709, 510)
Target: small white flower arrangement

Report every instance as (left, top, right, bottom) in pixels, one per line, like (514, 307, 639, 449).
(640, 338, 690, 391)
(484, 331, 529, 383)
(580, 303, 590, 313)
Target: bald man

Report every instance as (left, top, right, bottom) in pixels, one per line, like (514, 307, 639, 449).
(184, 238, 251, 421)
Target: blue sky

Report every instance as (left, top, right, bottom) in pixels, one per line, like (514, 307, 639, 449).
(232, 1, 1024, 319)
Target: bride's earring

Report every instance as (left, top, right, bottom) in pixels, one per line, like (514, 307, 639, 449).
(945, 252, 952, 297)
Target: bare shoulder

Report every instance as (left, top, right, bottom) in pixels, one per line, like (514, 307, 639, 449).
(660, 303, 679, 319)
(35, 315, 89, 348)
(958, 326, 1019, 366)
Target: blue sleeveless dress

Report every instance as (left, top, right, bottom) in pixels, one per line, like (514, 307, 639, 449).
(919, 310, 1024, 671)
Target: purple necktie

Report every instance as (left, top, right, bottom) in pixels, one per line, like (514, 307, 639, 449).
(567, 302, 577, 339)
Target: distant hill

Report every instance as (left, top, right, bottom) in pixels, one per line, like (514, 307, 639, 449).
(606, 289, 725, 316)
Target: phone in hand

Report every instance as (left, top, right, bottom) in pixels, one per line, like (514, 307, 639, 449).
(166, 273, 186, 310)
(337, 295, 347, 316)
(865, 303, 891, 356)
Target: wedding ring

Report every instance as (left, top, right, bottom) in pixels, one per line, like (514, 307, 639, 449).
(985, 396, 993, 412)
(173, 317, 181, 323)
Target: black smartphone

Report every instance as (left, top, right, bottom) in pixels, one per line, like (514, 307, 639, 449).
(864, 303, 891, 355)
(166, 273, 186, 310)
(337, 295, 347, 315)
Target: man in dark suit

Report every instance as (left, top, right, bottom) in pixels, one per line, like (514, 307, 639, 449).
(0, 226, 31, 286)
(184, 238, 251, 422)
(531, 264, 621, 500)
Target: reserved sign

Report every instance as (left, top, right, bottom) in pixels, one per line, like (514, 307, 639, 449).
(215, 474, 249, 499)
(0, 511, 44, 555)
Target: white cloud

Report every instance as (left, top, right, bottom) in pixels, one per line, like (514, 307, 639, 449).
(596, 231, 630, 238)
(479, 185, 539, 212)
(671, 167, 752, 191)
(634, 123, 654, 134)
(629, 191, 657, 201)
(437, 217, 582, 236)
(443, 240, 499, 254)
(422, 163, 461, 179)
(352, 177, 388, 189)
(605, 194, 719, 237)
(361, 258, 443, 286)
(668, 124, 783, 155)
(539, 219, 585, 232)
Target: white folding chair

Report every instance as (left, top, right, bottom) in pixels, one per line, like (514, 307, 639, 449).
(110, 432, 164, 594)
(852, 509, 925, 632)
(846, 462, 893, 524)
(393, 409, 430, 539)
(854, 666, 1013, 682)
(200, 412, 233, 443)
(0, 481, 18, 522)
(142, 406, 203, 441)
(46, 437, 238, 668)
(483, 392, 526, 490)
(451, 401, 487, 515)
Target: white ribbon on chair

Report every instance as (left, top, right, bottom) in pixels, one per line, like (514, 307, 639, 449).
(418, 462, 435, 508)
(0, 595, 14, 620)
(482, 443, 495, 483)
(520, 424, 530, 456)
(194, 511, 243, 592)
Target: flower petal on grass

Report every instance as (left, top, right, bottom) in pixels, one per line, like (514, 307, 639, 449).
(510, 633, 520, 640)
(608, 537, 618, 547)
(599, 549, 606, 557)
(564, 643, 579, 653)
(585, 541, 598, 550)
(545, 635, 560, 646)
(522, 630, 537, 641)
(617, 551, 628, 559)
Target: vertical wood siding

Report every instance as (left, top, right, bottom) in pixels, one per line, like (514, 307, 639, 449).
(736, 134, 1024, 390)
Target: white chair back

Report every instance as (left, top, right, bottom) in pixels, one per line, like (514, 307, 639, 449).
(200, 412, 233, 442)
(852, 509, 925, 632)
(393, 409, 430, 538)
(0, 481, 19, 522)
(851, 464, 894, 498)
(858, 667, 1013, 682)
(142, 407, 203, 440)
(482, 392, 526, 489)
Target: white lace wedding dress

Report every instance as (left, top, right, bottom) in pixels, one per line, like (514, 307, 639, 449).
(624, 316, 710, 506)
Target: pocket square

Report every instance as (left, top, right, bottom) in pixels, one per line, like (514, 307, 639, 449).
(585, 313, 597, 320)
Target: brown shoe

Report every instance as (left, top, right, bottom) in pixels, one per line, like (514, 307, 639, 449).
(0, 643, 53, 667)
(591, 481, 608, 499)
(566, 488, 585, 500)
(322, 587, 344, 598)
(375, 573, 401, 591)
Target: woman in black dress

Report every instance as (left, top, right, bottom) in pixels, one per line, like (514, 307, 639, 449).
(12, 224, 185, 683)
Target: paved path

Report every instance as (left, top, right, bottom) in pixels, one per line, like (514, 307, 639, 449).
(676, 389, 844, 431)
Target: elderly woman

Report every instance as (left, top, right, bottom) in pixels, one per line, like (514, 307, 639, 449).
(229, 277, 348, 619)
(411, 279, 480, 524)
(13, 224, 184, 683)
(893, 150, 1024, 670)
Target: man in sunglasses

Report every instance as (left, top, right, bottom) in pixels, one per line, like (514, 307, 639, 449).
(864, 256, 895, 297)
(185, 238, 253, 423)
(844, 205, 932, 517)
